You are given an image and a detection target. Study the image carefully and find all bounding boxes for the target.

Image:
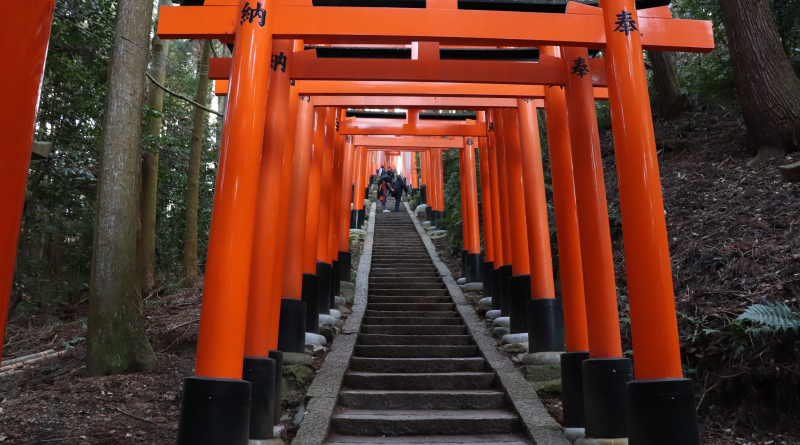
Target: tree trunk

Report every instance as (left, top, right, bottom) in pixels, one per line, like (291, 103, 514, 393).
(138, 0, 172, 295)
(182, 40, 212, 285)
(647, 50, 691, 120)
(87, 0, 156, 376)
(720, 0, 800, 160)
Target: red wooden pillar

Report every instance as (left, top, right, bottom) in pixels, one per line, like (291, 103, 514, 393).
(516, 99, 565, 350)
(1, 0, 55, 360)
(476, 112, 496, 299)
(327, 125, 346, 307)
(601, 1, 699, 442)
(178, 1, 277, 443)
(499, 109, 532, 335)
(316, 109, 338, 316)
(487, 111, 507, 312)
(279, 95, 318, 337)
(541, 45, 591, 430)
(564, 45, 628, 439)
(337, 136, 356, 283)
(462, 138, 482, 283)
(491, 109, 514, 317)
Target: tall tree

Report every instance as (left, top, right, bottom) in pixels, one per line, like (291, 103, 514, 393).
(719, 0, 800, 161)
(648, 50, 691, 120)
(139, 0, 172, 295)
(182, 40, 212, 284)
(87, 0, 157, 375)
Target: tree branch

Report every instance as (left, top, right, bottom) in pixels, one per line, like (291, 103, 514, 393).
(146, 72, 223, 117)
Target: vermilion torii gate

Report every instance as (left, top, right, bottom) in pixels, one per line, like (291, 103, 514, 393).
(3, 1, 717, 445)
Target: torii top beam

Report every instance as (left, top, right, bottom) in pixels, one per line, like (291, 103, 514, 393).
(212, 79, 608, 100)
(355, 136, 464, 148)
(157, 1, 713, 52)
(340, 111, 486, 136)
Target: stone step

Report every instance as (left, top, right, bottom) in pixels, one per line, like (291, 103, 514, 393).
(338, 389, 504, 410)
(369, 272, 441, 278)
(369, 278, 443, 285)
(348, 357, 484, 373)
(369, 289, 450, 297)
(358, 334, 472, 346)
(326, 434, 530, 444)
(360, 325, 467, 335)
(354, 345, 478, 358)
(365, 310, 460, 318)
(369, 283, 447, 290)
(330, 409, 519, 436)
(367, 303, 455, 312)
(367, 296, 452, 304)
(371, 266, 436, 272)
(362, 316, 464, 326)
(345, 372, 495, 390)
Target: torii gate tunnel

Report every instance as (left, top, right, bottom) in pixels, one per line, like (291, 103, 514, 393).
(3, 0, 714, 444)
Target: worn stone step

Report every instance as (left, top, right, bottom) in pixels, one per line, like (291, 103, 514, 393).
(348, 357, 484, 373)
(365, 310, 459, 318)
(369, 278, 442, 285)
(338, 389, 504, 410)
(331, 409, 519, 436)
(326, 434, 530, 444)
(369, 289, 450, 297)
(358, 334, 472, 346)
(362, 316, 464, 326)
(354, 345, 478, 358)
(369, 272, 441, 278)
(360, 325, 467, 335)
(369, 283, 447, 290)
(367, 296, 451, 304)
(367, 303, 455, 313)
(371, 267, 436, 273)
(345, 372, 494, 390)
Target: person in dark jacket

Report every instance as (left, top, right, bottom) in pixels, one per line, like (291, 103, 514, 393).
(378, 173, 394, 212)
(391, 175, 407, 212)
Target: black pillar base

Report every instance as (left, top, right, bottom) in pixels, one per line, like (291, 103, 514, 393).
(364, 186, 369, 200)
(420, 184, 427, 205)
(176, 376, 251, 445)
(277, 299, 306, 353)
(583, 357, 633, 439)
(330, 260, 340, 308)
(490, 268, 502, 310)
(527, 298, 566, 352)
(242, 357, 277, 439)
(628, 378, 700, 445)
(357, 208, 365, 229)
(466, 253, 483, 284)
(483, 261, 494, 297)
(499, 264, 513, 316)
(561, 351, 590, 428)
(350, 209, 358, 229)
(268, 350, 283, 425)
(460, 250, 467, 275)
(509, 274, 532, 334)
(301, 273, 320, 334)
(430, 208, 436, 226)
(316, 261, 331, 315)
(338, 251, 352, 282)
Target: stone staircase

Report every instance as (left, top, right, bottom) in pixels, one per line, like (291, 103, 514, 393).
(326, 200, 530, 444)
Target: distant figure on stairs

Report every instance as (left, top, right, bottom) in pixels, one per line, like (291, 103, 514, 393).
(378, 172, 394, 213)
(391, 174, 407, 212)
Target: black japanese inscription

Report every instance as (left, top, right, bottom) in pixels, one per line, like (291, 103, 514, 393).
(240, 2, 266, 27)
(614, 10, 638, 36)
(345, 135, 354, 143)
(300, 95, 311, 102)
(271, 52, 287, 72)
(488, 122, 494, 132)
(571, 57, 590, 78)
(466, 137, 474, 146)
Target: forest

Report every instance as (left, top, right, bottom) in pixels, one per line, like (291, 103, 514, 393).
(2, 0, 800, 444)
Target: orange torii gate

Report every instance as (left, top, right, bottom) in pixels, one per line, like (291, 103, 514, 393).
(0, 2, 717, 445)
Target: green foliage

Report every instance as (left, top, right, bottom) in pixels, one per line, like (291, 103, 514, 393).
(737, 302, 800, 333)
(16, 1, 224, 306)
